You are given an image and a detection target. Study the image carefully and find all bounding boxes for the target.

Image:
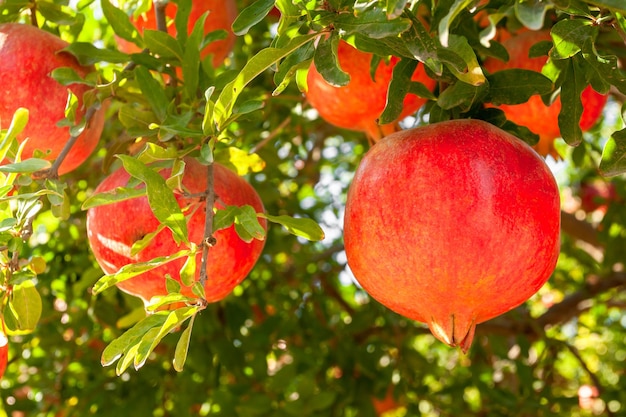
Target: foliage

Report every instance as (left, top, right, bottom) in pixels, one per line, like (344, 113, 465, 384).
(0, 0, 625, 416)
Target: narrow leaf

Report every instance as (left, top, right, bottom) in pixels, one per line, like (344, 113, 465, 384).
(101, 312, 169, 367)
(232, 0, 276, 36)
(260, 214, 325, 241)
(214, 33, 317, 130)
(173, 315, 195, 372)
(92, 249, 190, 295)
(9, 281, 43, 332)
(117, 155, 188, 244)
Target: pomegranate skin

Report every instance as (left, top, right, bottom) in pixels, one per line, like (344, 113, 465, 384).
(483, 29, 608, 158)
(344, 119, 561, 352)
(0, 23, 105, 175)
(87, 158, 266, 306)
(305, 40, 436, 141)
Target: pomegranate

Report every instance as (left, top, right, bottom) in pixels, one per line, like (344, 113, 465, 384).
(482, 29, 608, 158)
(305, 40, 436, 141)
(0, 23, 105, 175)
(87, 158, 266, 306)
(344, 119, 561, 352)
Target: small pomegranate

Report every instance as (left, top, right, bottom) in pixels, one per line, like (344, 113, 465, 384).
(87, 158, 266, 306)
(344, 119, 561, 352)
(306, 40, 436, 142)
(482, 29, 608, 158)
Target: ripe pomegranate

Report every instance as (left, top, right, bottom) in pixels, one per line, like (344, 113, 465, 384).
(86, 158, 266, 306)
(0, 23, 105, 175)
(305, 40, 436, 141)
(482, 29, 608, 158)
(344, 119, 561, 352)
(116, 0, 237, 68)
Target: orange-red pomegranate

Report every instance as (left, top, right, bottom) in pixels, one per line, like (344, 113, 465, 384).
(306, 40, 436, 141)
(86, 158, 266, 306)
(482, 29, 608, 158)
(0, 23, 105, 175)
(344, 119, 561, 352)
(116, 0, 237, 68)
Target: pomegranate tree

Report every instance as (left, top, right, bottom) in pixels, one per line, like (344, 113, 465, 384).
(86, 158, 266, 306)
(344, 119, 561, 352)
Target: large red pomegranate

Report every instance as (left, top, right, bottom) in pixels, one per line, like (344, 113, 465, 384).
(344, 119, 561, 352)
(305, 40, 436, 141)
(482, 29, 608, 158)
(0, 23, 105, 175)
(86, 158, 266, 306)
(116, 0, 237, 68)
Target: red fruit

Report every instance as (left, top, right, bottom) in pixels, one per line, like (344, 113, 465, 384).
(0, 23, 105, 175)
(579, 180, 616, 213)
(482, 29, 608, 158)
(116, 0, 237, 68)
(86, 158, 266, 306)
(344, 119, 560, 352)
(305, 40, 435, 141)
(0, 321, 8, 380)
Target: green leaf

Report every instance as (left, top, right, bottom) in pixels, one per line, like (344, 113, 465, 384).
(550, 19, 597, 60)
(101, 312, 169, 367)
(101, 0, 141, 46)
(50, 67, 92, 87)
(486, 69, 554, 105)
(214, 33, 318, 130)
(117, 155, 188, 244)
(92, 249, 191, 295)
(2, 108, 28, 144)
(234, 205, 267, 243)
(599, 128, 626, 176)
(400, 11, 443, 77)
(260, 214, 325, 241)
(585, 0, 626, 13)
(558, 59, 585, 146)
(143, 29, 183, 60)
(437, 80, 488, 111)
(332, 8, 412, 39)
(9, 281, 42, 332)
(173, 315, 195, 372)
(445, 35, 486, 86)
(438, 0, 475, 47)
(61, 42, 130, 66)
(312, 32, 350, 87)
(232, 0, 276, 36)
(179, 249, 197, 288)
(181, 12, 205, 100)
(134, 66, 169, 121)
(0, 159, 51, 173)
(379, 59, 419, 124)
(515, 0, 550, 31)
(134, 307, 197, 370)
(81, 187, 146, 210)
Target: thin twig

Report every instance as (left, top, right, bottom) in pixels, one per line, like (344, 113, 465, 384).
(198, 161, 216, 298)
(560, 210, 603, 249)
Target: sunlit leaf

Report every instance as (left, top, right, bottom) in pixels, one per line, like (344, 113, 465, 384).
(92, 249, 191, 295)
(260, 214, 325, 241)
(599, 128, 626, 176)
(117, 155, 188, 244)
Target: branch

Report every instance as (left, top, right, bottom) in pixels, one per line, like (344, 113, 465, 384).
(560, 210, 603, 249)
(198, 161, 215, 299)
(477, 271, 626, 340)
